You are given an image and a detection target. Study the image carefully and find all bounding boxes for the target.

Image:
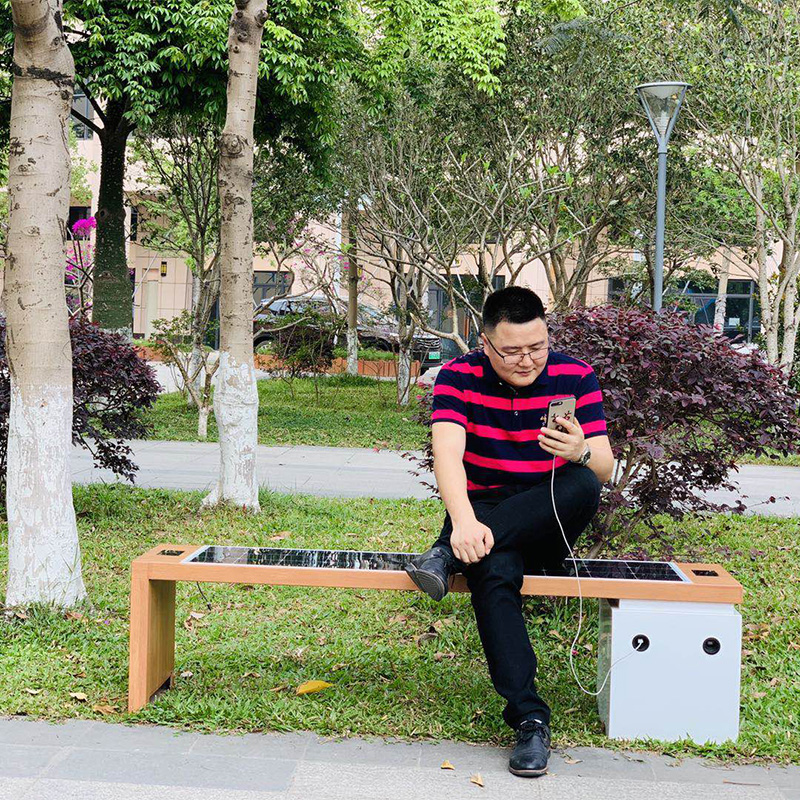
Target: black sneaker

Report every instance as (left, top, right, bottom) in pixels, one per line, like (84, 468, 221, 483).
(508, 718, 551, 777)
(404, 546, 457, 601)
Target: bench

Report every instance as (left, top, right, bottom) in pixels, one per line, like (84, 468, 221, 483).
(128, 543, 744, 744)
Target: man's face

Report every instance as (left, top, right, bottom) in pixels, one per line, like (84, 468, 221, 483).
(481, 318, 549, 389)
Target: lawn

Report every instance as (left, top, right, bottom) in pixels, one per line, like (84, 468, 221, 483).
(1, 485, 798, 765)
(145, 374, 427, 450)
(144, 375, 800, 466)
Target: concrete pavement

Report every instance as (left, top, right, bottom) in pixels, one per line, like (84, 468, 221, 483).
(1, 718, 797, 800)
(71, 440, 800, 514)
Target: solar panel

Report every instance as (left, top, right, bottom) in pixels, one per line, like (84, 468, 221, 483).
(182, 546, 688, 582)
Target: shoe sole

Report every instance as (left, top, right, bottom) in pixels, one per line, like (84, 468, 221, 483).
(508, 765, 548, 778)
(404, 563, 448, 601)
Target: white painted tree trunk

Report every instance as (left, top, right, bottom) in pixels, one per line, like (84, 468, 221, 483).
(187, 272, 202, 407)
(713, 246, 730, 332)
(346, 328, 359, 375)
(4, 0, 86, 607)
(397, 344, 412, 406)
(198, 405, 210, 440)
(202, 0, 266, 511)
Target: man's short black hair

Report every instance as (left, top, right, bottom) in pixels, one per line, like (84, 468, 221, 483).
(482, 286, 546, 331)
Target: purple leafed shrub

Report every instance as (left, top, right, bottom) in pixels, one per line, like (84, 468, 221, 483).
(0, 319, 161, 488)
(407, 304, 800, 557)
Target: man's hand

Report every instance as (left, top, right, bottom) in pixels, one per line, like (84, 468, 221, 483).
(451, 517, 495, 564)
(538, 416, 586, 462)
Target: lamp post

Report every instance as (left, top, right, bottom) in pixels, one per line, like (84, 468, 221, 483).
(635, 81, 690, 312)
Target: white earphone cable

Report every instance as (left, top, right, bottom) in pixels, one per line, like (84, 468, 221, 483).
(550, 454, 636, 696)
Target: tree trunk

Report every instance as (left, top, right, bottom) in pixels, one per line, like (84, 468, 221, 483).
(345, 207, 359, 375)
(714, 245, 730, 331)
(202, 0, 265, 511)
(198, 405, 210, 440)
(93, 99, 133, 335)
(187, 272, 203, 406)
(4, 0, 87, 607)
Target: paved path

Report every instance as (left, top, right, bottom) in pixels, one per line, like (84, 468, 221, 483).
(1, 718, 796, 800)
(71, 440, 800, 514)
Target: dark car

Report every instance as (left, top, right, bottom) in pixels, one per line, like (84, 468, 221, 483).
(253, 297, 442, 373)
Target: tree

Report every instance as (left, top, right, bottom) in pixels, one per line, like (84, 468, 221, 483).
(130, 116, 221, 401)
(202, 0, 268, 511)
(0, 0, 365, 334)
(3, 0, 86, 606)
(690, 2, 800, 375)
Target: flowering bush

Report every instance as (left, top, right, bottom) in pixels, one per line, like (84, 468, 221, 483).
(0, 319, 161, 488)
(407, 304, 800, 557)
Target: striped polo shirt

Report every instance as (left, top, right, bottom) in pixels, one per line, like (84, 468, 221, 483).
(430, 348, 608, 495)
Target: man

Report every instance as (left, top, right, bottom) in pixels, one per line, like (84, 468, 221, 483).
(405, 286, 614, 777)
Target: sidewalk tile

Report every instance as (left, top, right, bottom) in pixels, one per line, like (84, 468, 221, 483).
(0, 743, 62, 778)
(43, 749, 296, 792)
(74, 722, 198, 754)
(191, 730, 312, 761)
(0, 718, 95, 748)
(303, 734, 421, 767)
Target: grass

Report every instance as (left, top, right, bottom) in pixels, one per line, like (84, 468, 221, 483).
(145, 376, 800, 467)
(145, 375, 427, 450)
(1, 484, 798, 764)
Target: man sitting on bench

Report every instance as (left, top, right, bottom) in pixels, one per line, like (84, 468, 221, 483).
(405, 286, 615, 778)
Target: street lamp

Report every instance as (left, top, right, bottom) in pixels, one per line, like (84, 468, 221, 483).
(635, 81, 691, 312)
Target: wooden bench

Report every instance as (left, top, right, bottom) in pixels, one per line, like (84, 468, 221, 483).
(128, 543, 744, 744)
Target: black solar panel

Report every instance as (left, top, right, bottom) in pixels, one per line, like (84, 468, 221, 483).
(183, 546, 688, 582)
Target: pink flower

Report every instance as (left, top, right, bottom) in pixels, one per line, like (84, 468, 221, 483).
(72, 216, 97, 236)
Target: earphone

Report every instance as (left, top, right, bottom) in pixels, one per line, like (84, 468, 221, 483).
(549, 453, 637, 696)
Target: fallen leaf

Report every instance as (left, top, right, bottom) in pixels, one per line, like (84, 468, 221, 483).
(14, 610, 28, 620)
(788, 642, 800, 651)
(269, 533, 291, 541)
(742, 649, 755, 657)
(440, 760, 455, 770)
(563, 755, 582, 765)
(270, 685, 289, 693)
(65, 611, 84, 621)
(296, 680, 333, 696)
(389, 614, 409, 624)
(415, 626, 438, 645)
(549, 629, 563, 640)
(434, 652, 456, 662)
(241, 671, 261, 679)
(92, 704, 117, 715)
(24, 688, 42, 695)
(72, 671, 87, 678)
(188, 611, 205, 620)
(752, 692, 767, 699)
(180, 670, 194, 678)
(470, 773, 484, 787)
(69, 692, 88, 701)
(769, 677, 780, 687)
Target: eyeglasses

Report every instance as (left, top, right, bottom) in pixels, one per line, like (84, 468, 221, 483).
(483, 333, 549, 365)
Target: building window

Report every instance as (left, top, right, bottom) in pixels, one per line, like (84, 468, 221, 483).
(67, 206, 92, 239)
(71, 90, 93, 140)
(683, 279, 761, 343)
(253, 271, 292, 305)
(129, 205, 139, 242)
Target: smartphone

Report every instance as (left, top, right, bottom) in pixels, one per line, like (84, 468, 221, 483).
(545, 396, 576, 432)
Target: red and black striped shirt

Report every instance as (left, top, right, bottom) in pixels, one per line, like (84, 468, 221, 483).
(431, 348, 608, 496)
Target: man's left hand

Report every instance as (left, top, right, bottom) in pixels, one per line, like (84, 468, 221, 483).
(538, 416, 586, 462)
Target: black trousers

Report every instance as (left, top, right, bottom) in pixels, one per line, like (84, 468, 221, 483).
(432, 464, 602, 729)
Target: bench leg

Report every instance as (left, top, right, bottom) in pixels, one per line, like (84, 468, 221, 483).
(597, 598, 741, 744)
(128, 570, 176, 712)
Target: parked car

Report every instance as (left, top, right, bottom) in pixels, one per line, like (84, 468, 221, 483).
(253, 297, 442, 372)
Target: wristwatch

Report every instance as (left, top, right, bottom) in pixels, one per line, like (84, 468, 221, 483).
(573, 444, 592, 467)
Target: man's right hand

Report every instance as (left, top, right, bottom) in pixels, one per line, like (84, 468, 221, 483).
(451, 517, 495, 564)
